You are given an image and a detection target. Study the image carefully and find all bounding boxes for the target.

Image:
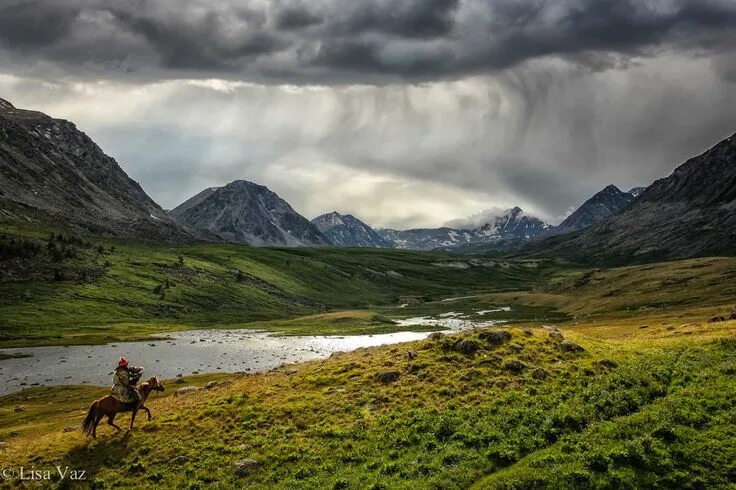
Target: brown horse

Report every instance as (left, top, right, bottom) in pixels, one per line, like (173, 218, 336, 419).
(82, 376, 165, 438)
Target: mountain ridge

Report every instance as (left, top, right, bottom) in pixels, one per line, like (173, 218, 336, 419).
(312, 212, 392, 248)
(0, 98, 202, 242)
(170, 180, 330, 247)
(532, 131, 736, 262)
(378, 207, 551, 251)
(555, 185, 639, 234)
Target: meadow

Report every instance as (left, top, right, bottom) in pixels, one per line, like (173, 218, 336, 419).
(1, 241, 735, 488)
(0, 228, 573, 347)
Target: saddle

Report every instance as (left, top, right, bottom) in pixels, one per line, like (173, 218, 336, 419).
(111, 385, 141, 410)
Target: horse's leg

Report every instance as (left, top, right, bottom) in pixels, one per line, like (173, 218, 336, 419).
(129, 408, 138, 431)
(141, 405, 152, 421)
(108, 413, 123, 432)
(93, 412, 103, 438)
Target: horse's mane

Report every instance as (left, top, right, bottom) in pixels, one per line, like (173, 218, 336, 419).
(140, 375, 159, 387)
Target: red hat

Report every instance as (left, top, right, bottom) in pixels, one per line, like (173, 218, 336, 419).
(117, 357, 129, 368)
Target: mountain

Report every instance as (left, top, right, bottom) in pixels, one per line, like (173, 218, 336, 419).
(378, 207, 551, 251)
(556, 185, 638, 233)
(311, 212, 392, 248)
(170, 180, 330, 246)
(169, 187, 219, 217)
(536, 132, 736, 263)
(628, 186, 647, 198)
(0, 98, 199, 241)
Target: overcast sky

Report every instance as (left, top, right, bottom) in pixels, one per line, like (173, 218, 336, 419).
(1, 0, 735, 228)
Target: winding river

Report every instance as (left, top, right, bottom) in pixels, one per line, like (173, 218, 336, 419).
(0, 310, 507, 397)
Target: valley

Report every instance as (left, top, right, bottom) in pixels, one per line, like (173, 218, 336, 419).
(0, 227, 570, 348)
(2, 252, 735, 488)
(1, 70, 735, 488)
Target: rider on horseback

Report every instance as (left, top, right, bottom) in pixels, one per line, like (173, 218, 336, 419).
(111, 357, 144, 405)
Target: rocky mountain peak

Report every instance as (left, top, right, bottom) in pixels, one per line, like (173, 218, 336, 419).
(312, 211, 390, 248)
(538, 130, 736, 261)
(556, 184, 636, 233)
(171, 181, 329, 247)
(0, 98, 200, 241)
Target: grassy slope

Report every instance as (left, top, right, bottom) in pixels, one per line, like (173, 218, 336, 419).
(1, 257, 736, 488)
(479, 256, 736, 334)
(1, 323, 735, 489)
(0, 228, 570, 347)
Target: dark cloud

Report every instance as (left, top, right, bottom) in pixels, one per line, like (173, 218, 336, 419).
(0, 0, 735, 83)
(1, 1, 736, 228)
(274, 4, 323, 30)
(0, 1, 81, 48)
(333, 0, 460, 39)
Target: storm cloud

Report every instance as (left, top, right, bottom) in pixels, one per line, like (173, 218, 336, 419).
(1, 0, 736, 83)
(0, 0, 735, 228)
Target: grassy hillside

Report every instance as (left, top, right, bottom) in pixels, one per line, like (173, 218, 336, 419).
(0, 227, 573, 347)
(1, 318, 735, 488)
(480, 256, 736, 333)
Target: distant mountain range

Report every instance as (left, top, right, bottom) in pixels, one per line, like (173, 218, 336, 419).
(0, 98, 200, 242)
(312, 212, 392, 248)
(3, 97, 735, 263)
(169, 180, 330, 247)
(377, 207, 552, 251)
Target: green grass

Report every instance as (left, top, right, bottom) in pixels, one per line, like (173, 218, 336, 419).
(2, 321, 735, 489)
(3, 224, 736, 487)
(0, 229, 573, 347)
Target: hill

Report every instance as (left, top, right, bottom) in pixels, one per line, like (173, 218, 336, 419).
(0, 228, 565, 347)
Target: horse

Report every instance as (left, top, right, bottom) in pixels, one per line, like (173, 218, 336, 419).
(82, 376, 165, 438)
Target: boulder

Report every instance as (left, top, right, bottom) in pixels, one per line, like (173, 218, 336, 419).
(503, 360, 525, 373)
(532, 368, 548, 380)
(731, 309, 736, 320)
(376, 371, 400, 383)
(556, 341, 585, 353)
(406, 350, 418, 360)
(13, 406, 24, 413)
(549, 331, 564, 341)
(454, 339, 479, 355)
(509, 343, 524, 352)
(175, 386, 200, 397)
(428, 332, 444, 340)
(63, 426, 78, 433)
(479, 330, 512, 345)
(234, 459, 261, 476)
(174, 377, 185, 384)
(709, 316, 726, 323)
(204, 381, 219, 390)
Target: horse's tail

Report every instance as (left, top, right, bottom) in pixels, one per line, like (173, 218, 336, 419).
(81, 400, 99, 437)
